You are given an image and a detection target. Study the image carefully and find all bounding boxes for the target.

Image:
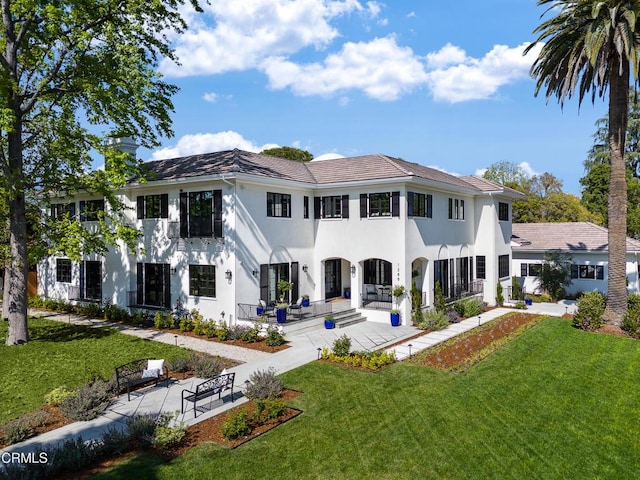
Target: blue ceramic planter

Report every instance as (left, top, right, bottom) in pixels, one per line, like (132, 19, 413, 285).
(276, 308, 287, 323)
(324, 319, 335, 329)
(390, 312, 401, 327)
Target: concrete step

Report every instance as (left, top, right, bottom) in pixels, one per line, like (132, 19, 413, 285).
(336, 312, 366, 328)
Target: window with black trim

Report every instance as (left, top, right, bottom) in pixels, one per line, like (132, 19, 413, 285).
(79, 199, 105, 221)
(179, 190, 222, 238)
(476, 256, 486, 279)
(189, 265, 216, 297)
(407, 192, 433, 218)
(363, 258, 392, 285)
(56, 258, 72, 283)
(267, 192, 291, 218)
(137, 194, 168, 219)
(498, 202, 509, 221)
(359, 192, 399, 218)
(571, 264, 604, 280)
(448, 198, 465, 220)
(498, 254, 510, 278)
(303, 196, 309, 219)
(80, 261, 102, 301)
(136, 262, 170, 308)
(51, 203, 76, 220)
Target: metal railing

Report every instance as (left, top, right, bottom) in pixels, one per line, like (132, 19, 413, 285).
(237, 299, 332, 322)
(443, 280, 484, 303)
(360, 294, 392, 311)
(68, 285, 101, 303)
(127, 291, 169, 311)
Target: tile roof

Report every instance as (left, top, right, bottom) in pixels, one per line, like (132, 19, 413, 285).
(512, 222, 640, 252)
(135, 148, 520, 195)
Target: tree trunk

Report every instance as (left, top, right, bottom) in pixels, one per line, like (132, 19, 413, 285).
(603, 59, 629, 325)
(5, 128, 29, 345)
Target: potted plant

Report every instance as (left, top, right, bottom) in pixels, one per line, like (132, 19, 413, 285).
(301, 294, 310, 307)
(343, 287, 351, 299)
(276, 303, 288, 323)
(324, 314, 335, 329)
(277, 279, 293, 303)
(390, 284, 406, 327)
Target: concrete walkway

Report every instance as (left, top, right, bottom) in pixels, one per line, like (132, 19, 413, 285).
(2, 301, 574, 456)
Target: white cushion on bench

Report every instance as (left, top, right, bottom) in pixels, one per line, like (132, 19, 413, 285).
(142, 368, 159, 378)
(147, 359, 164, 372)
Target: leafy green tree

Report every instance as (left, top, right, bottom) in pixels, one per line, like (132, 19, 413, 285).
(526, 0, 640, 323)
(482, 160, 529, 186)
(580, 89, 640, 238)
(261, 146, 314, 163)
(537, 251, 573, 301)
(0, 0, 201, 344)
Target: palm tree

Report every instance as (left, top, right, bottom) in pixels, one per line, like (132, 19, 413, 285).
(525, 0, 640, 324)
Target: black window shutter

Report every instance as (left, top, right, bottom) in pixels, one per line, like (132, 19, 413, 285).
(259, 264, 269, 303)
(314, 197, 321, 219)
(342, 195, 349, 219)
(179, 192, 188, 237)
(426, 194, 433, 218)
(160, 194, 169, 219)
(407, 192, 414, 216)
(136, 196, 145, 219)
(304, 196, 309, 219)
(136, 263, 144, 305)
(163, 264, 171, 309)
(391, 191, 400, 217)
(50, 205, 56, 218)
(291, 262, 299, 301)
(79, 201, 86, 221)
(213, 190, 223, 238)
(360, 194, 368, 218)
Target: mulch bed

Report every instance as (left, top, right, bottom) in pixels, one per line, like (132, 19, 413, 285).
(414, 312, 545, 371)
(157, 327, 290, 353)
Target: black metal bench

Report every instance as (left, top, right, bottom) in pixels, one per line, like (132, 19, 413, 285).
(181, 372, 235, 417)
(115, 359, 169, 401)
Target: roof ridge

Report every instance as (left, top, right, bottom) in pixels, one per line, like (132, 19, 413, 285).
(380, 154, 414, 176)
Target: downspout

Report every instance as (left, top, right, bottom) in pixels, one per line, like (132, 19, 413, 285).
(221, 175, 236, 324)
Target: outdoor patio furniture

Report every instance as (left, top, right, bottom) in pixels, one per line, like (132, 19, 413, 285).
(181, 372, 235, 417)
(289, 297, 304, 319)
(115, 358, 169, 401)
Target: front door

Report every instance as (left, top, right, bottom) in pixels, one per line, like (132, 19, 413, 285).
(325, 259, 341, 299)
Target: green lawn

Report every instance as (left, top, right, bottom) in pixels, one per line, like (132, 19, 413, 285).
(92, 318, 640, 480)
(0, 317, 192, 423)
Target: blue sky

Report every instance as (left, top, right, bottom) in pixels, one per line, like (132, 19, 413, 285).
(139, 0, 608, 195)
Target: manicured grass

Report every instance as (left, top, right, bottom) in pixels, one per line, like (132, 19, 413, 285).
(0, 317, 192, 423)
(92, 318, 640, 479)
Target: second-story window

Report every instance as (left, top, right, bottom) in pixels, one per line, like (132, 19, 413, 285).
(498, 202, 509, 221)
(79, 199, 105, 221)
(51, 203, 76, 220)
(179, 190, 223, 238)
(360, 192, 400, 218)
(407, 192, 433, 218)
(314, 195, 349, 219)
(448, 198, 465, 220)
(137, 194, 168, 219)
(267, 192, 291, 218)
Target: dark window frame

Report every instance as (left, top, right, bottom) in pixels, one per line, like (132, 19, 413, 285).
(267, 192, 291, 218)
(476, 256, 486, 279)
(51, 203, 76, 220)
(137, 194, 168, 219)
(498, 254, 510, 279)
(79, 199, 105, 222)
(179, 190, 222, 238)
(363, 258, 392, 286)
(189, 265, 216, 298)
(498, 202, 509, 221)
(56, 258, 72, 283)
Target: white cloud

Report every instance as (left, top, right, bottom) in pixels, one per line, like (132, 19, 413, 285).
(474, 167, 488, 177)
(160, 0, 365, 77)
(261, 36, 428, 101)
(150, 131, 278, 160)
(202, 92, 218, 102)
(425, 42, 543, 103)
(518, 161, 539, 178)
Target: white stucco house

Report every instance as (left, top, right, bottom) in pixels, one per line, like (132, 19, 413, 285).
(39, 147, 522, 326)
(512, 222, 640, 297)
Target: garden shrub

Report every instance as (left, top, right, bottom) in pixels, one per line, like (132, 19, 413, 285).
(166, 357, 190, 374)
(434, 281, 446, 313)
(202, 321, 217, 338)
(77, 303, 104, 318)
(514, 301, 527, 310)
(453, 297, 484, 318)
(222, 409, 251, 440)
(193, 316, 205, 336)
(446, 310, 461, 323)
(59, 379, 112, 421)
(418, 309, 449, 331)
(52, 436, 102, 473)
(320, 348, 396, 371)
(99, 426, 131, 456)
(152, 412, 186, 450)
(240, 322, 261, 342)
(153, 311, 173, 329)
(254, 399, 286, 422)
(125, 414, 157, 448)
(104, 304, 129, 323)
(332, 334, 352, 356)
(44, 386, 74, 406)
(572, 291, 605, 331)
(496, 282, 504, 306)
(264, 325, 285, 346)
(245, 367, 283, 400)
(3, 415, 36, 444)
(622, 293, 640, 336)
(188, 352, 225, 378)
(215, 320, 230, 341)
(227, 324, 249, 341)
(179, 316, 194, 332)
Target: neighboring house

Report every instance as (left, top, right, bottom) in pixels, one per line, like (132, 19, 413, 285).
(39, 147, 522, 325)
(512, 222, 640, 296)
